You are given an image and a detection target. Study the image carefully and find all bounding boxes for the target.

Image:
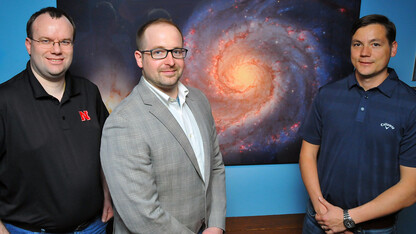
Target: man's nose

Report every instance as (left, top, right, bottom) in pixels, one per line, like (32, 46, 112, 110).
(360, 45, 371, 56)
(51, 41, 63, 53)
(164, 51, 175, 65)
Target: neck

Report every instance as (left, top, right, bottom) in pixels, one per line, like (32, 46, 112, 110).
(162, 87, 179, 99)
(32, 70, 66, 101)
(143, 77, 179, 99)
(355, 70, 389, 91)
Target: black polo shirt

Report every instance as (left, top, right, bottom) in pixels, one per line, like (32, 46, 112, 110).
(0, 62, 109, 230)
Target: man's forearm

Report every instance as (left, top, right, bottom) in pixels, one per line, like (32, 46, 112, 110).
(316, 165, 416, 233)
(300, 156, 321, 199)
(101, 169, 112, 204)
(349, 166, 416, 224)
(0, 220, 9, 234)
(299, 141, 326, 214)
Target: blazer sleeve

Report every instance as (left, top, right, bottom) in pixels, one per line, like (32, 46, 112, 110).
(204, 96, 227, 230)
(100, 112, 194, 234)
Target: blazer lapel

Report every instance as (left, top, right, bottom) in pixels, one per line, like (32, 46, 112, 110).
(137, 79, 204, 180)
(186, 91, 211, 188)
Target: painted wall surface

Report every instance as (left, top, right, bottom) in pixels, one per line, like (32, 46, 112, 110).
(0, 0, 56, 79)
(0, 0, 415, 233)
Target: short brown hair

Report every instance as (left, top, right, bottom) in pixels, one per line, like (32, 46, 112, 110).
(135, 18, 183, 50)
(351, 14, 396, 45)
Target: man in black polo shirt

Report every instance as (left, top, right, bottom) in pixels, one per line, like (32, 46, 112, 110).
(300, 14, 416, 233)
(0, 7, 113, 233)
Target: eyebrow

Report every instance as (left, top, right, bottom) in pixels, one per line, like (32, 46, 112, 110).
(149, 45, 182, 49)
(36, 36, 73, 40)
(351, 38, 383, 43)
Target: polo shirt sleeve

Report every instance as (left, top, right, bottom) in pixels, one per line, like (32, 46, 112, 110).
(399, 106, 416, 167)
(0, 107, 4, 155)
(94, 86, 109, 129)
(299, 89, 323, 145)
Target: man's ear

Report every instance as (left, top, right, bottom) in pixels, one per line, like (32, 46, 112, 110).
(25, 38, 32, 56)
(134, 50, 143, 68)
(390, 41, 398, 57)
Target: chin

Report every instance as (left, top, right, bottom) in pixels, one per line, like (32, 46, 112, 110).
(356, 68, 373, 75)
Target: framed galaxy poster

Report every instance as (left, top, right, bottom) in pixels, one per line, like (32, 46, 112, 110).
(58, 0, 361, 165)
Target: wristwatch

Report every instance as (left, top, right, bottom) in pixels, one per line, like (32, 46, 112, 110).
(343, 209, 356, 229)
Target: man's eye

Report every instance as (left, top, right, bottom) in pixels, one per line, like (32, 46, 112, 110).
(372, 43, 380, 47)
(173, 50, 181, 55)
(61, 40, 72, 46)
(40, 39, 51, 44)
(153, 50, 164, 55)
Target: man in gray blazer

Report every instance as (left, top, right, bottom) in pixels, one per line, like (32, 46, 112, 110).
(100, 18, 226, 234)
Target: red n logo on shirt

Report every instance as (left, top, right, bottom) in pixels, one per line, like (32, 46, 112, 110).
(79, 111, 91, 121)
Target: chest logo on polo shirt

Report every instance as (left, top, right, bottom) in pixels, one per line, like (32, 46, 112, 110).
(380, 123, 395, 130)
(79, 110, 91, 121)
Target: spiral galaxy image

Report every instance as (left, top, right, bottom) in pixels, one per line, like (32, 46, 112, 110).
(59, 0, 361, 165)
(181, 0, 360, 164)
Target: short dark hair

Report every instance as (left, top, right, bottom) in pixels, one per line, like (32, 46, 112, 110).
(26, 7, 76, 41)
(136, 18, 183, 50)
(351, 14, 396, 45)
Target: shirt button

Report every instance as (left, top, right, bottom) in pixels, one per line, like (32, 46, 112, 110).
(62, 116, 66, 120)
(365, 96, 368, 99)
(360, 107, 365, 111)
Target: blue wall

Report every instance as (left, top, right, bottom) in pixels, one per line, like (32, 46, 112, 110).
(0, 1, 55, 78)
(1, 0, 415, 233)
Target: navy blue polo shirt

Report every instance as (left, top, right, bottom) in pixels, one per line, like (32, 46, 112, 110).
(0, 62, 109, 230)
(300, 68, 416, 209)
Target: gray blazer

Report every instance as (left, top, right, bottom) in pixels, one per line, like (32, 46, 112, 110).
(100, 78, 226, 233)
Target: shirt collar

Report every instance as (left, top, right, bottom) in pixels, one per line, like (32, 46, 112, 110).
(347, 67, 398, 98)
(376, 68, 398, 98)
(142, 76, 189, 106)
(27, 61, 50, 99)
(346, 72, 359, 90)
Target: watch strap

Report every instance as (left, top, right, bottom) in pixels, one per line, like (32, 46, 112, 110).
(343, 209, 356, 229)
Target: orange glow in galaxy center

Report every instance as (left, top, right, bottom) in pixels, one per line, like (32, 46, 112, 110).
(227, 63, 259, 92)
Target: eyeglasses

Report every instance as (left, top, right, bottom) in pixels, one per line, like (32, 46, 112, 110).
(140, 48, 188, 59)
(29, 38, 73, 49)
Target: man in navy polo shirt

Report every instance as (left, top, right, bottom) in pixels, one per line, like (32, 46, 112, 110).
(300, 14, 416, 233)
(0, 7, 113, 233)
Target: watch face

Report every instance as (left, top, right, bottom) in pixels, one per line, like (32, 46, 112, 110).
(344, 219, 355, 229)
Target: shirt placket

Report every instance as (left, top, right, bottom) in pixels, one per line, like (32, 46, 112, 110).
(355, 89, 370, 123)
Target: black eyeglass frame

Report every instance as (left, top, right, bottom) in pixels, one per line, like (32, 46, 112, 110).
(140, 48, 188, 60)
